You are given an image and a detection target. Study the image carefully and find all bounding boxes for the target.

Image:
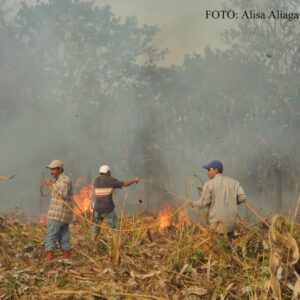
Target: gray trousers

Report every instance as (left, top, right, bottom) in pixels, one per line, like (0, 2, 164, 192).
(92, 210, 119, 235)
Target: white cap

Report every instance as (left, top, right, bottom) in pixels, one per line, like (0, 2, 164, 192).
(47, 160, 64, 169)
(99, 165, 110, 174)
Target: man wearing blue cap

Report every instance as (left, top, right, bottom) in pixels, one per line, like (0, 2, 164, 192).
(190, 160, 247, 237)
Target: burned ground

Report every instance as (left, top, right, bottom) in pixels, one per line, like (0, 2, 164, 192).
(1, 209, 300, 299)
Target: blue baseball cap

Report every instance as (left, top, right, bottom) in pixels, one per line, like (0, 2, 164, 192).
(203, 160, 223, 173)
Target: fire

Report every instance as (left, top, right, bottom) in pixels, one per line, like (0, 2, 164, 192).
(159, 205, 192, 231)
(159, 206, 172, 231)
(73, 180, 93, 215)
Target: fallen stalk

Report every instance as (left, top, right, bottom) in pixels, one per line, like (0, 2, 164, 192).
(52, 290, 167, 299)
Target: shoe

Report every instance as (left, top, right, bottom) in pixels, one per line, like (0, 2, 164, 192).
(46, 251, 54, 261)
(63, 251, 70, 259)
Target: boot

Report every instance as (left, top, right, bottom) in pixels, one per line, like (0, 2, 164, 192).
(63, 251, 70, 259)
(46, 251, 54, 261)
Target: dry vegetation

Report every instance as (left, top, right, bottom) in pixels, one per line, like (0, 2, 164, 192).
(1, 208, 300, 300)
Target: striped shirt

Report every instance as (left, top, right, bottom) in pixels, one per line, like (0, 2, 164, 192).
(93, 175, 123, 213)
(194, 174, 247, 233)
(47, 173, 73, 223)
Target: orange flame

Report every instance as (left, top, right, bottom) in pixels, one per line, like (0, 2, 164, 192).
(159, 206, 172, 231)
(159, 205, 192, 231)
(73, 181, 93, 215)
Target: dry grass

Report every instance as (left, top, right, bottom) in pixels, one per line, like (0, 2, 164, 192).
(1, 210, 300, 299)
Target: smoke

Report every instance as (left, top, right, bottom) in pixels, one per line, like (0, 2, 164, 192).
(94, 0, 231, 66)
(0, 0, 299, 220)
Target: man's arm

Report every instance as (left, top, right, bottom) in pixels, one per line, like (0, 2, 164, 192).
(237, 184, 247, 204)
(190, 183, 211, 209)
(47, 177, 70, 200)
(123, 177, 140, 187)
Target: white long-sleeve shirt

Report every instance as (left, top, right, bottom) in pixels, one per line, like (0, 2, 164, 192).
(194, 174, 247, 233)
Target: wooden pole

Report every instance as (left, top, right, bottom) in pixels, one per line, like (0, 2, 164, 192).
(244, 200, 270, 229)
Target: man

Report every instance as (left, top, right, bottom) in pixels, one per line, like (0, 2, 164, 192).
(44, 160, 73, 261)
(92, 165, 139, 241)
(190, 160, 247, 237)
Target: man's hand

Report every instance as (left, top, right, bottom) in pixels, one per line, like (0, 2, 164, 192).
(123, 177, 140, 187)
(43, 179, 53, 186)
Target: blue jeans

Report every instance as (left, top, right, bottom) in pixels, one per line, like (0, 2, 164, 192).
(93, 210, 119, 235)
(45, 219, 70, 251)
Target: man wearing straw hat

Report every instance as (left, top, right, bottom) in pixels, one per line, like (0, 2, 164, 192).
(190, 160, 247, 238)
(44, 160, 73, 261)
(92, 165, 139, 241)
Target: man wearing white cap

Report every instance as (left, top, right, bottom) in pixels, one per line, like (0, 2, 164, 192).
(44, 160, 73, 261)
(92, 165, 139, 241)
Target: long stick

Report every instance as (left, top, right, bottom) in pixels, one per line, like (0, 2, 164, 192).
(244, 200, 270, 229)
(140, 179, 194, 202)
(0, 174, 16, 182)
